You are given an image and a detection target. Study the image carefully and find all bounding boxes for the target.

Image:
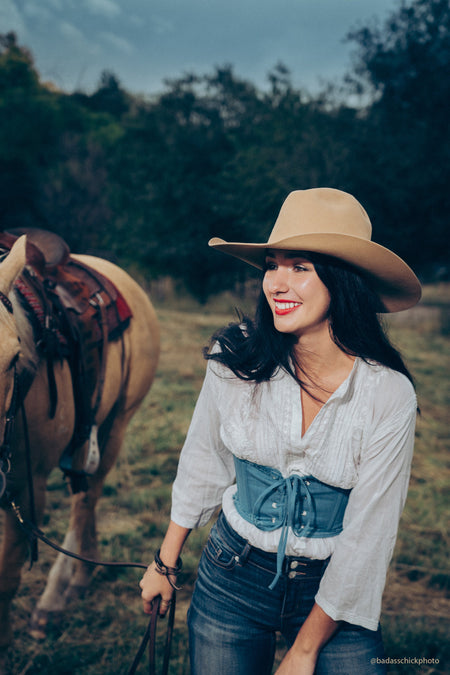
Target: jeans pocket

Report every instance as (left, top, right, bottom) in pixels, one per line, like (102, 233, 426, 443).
(204, 528, 239, 570)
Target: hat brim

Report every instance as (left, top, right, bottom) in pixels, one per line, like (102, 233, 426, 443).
(209, 233, 422, 313)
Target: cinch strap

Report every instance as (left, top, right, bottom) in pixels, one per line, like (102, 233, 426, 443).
(232, 457, 351, 589)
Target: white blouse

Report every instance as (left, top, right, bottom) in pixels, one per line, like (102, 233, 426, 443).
(171, 356, 417, 630)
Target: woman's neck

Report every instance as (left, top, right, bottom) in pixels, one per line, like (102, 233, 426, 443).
(293, 330, 355, 390)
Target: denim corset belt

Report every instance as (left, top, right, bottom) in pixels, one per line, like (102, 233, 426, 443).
(232, 457, 351, 589)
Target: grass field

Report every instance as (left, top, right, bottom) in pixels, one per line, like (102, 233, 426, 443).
(4, 285, 450, 674)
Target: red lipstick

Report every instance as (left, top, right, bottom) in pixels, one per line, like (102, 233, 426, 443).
(274, 299, 301, 315)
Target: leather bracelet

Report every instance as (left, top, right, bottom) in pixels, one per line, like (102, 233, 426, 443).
(154, 549, 183, 590)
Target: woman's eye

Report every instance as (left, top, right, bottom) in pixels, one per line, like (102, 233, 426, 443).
(293, 264, 307, 272)
(264, 262, 277, 271)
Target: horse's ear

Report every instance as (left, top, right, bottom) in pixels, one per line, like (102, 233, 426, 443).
(0, 235, 27, 295)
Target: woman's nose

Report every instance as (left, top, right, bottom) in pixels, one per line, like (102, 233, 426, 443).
(266, 267, 289, 293)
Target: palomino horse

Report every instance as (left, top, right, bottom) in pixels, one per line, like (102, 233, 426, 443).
(0, 237, 159, 664)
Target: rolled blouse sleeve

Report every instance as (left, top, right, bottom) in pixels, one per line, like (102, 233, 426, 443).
(171, 360, 236, 529)
(315, 390, 417, 631)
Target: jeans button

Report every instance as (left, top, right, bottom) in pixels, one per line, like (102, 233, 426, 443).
(288, 571, 296, 579)
(290, 560, 298, 569)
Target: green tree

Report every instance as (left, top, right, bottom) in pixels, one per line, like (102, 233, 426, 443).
(0, 34, 124, 253)
(0, 32, 59, 229)
(345, 0, 450, 272)
(109, 67, 261, 299)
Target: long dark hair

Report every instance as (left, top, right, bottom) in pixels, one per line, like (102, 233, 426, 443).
(204, 252, 414, 387)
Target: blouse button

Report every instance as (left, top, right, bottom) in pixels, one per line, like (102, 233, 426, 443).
(271, 502, 277, 508)
(305, 480, 310, 486)
(302, 511, 307, 516)
(272, 517, 276, 523)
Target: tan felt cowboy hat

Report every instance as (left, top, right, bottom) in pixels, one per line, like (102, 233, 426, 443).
(209, 187, 421, 312)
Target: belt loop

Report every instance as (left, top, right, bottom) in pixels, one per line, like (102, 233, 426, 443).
(236, 542, 252, 566)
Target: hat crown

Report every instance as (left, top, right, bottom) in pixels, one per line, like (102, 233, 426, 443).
(268, 188, 372, 244)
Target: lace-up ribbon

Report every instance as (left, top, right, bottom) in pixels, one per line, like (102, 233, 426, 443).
(232, 457, 351, 589)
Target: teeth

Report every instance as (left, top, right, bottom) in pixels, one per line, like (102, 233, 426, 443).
(275, 301, 300, 309)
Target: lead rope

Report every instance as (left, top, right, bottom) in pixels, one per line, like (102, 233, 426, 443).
(13, 392, 175, 675)
(12, 502, 176, 675)
(127, 595, 176, 675)
(20, 397, 39, 564)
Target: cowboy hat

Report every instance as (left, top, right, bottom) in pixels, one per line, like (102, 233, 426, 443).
(209, 188, 421, 312)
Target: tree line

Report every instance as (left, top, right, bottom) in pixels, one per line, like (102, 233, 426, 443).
(0, 0, 448, 300)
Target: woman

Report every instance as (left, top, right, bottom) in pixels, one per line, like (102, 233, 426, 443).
(140, 188, 421, 674)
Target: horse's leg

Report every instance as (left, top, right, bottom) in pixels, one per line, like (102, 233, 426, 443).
(0, 472, 48, 670)
(30, 405, 138, 636)
(0, 510, 29, 651)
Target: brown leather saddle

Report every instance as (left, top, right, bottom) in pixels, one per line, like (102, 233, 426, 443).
(0, 228, 132, 488)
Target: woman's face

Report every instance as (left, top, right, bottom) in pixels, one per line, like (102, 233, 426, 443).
(262, 250, 331, 339)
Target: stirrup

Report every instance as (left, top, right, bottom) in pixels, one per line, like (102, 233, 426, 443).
(83, 424, 100, 474)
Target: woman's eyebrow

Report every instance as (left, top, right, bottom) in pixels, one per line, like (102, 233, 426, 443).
(265, 250, 309, 260)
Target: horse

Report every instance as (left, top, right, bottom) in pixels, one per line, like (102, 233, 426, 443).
(0, 236, 159, 666)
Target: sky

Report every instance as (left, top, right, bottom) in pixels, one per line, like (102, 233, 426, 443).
(1, 0, 399, 96)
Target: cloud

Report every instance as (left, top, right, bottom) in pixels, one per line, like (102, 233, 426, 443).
(128, 13, 145, 28)
(83, 0, 121, 19)
(0, 0, 27, 36)
(99, 31, 134, 54)
(44, 0, 64, 9)
(59, 20, 86, 43)
(151, 16, 174, 35)
(23, 3, 54, 24)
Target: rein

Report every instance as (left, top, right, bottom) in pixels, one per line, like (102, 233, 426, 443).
(0, 289, 176, 673)
(0, 371, 16, 501)
(12, 500, 175, 675)
(0, 287, 17, 500)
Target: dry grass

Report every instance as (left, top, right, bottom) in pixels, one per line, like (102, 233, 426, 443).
(2, 289, 449, 673)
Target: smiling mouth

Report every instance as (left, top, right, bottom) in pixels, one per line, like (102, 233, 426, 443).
(274, 300, 301, 315)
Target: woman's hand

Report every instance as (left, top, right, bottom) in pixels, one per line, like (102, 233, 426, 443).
(275, 603, 339, 674)
(139, 561, 175, 616)
(139, 522, 191, 616)
(275, 647, 317, 675)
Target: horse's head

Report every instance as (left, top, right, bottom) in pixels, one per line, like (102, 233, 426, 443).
(0, 236, 27, 446)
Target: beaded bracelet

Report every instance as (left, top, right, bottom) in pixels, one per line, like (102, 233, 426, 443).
(154, 549, 183, 590)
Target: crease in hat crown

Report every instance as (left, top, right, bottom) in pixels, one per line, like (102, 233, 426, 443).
(208, 187, 422, 313)
(266, 188, 372, 243)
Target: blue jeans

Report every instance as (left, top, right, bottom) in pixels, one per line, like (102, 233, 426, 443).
(188, 512, 386, 674)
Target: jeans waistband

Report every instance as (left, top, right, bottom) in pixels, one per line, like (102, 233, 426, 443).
(214, 511, 328, 578)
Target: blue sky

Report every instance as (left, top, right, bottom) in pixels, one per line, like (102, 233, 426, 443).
(2, 0, 399, 95)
